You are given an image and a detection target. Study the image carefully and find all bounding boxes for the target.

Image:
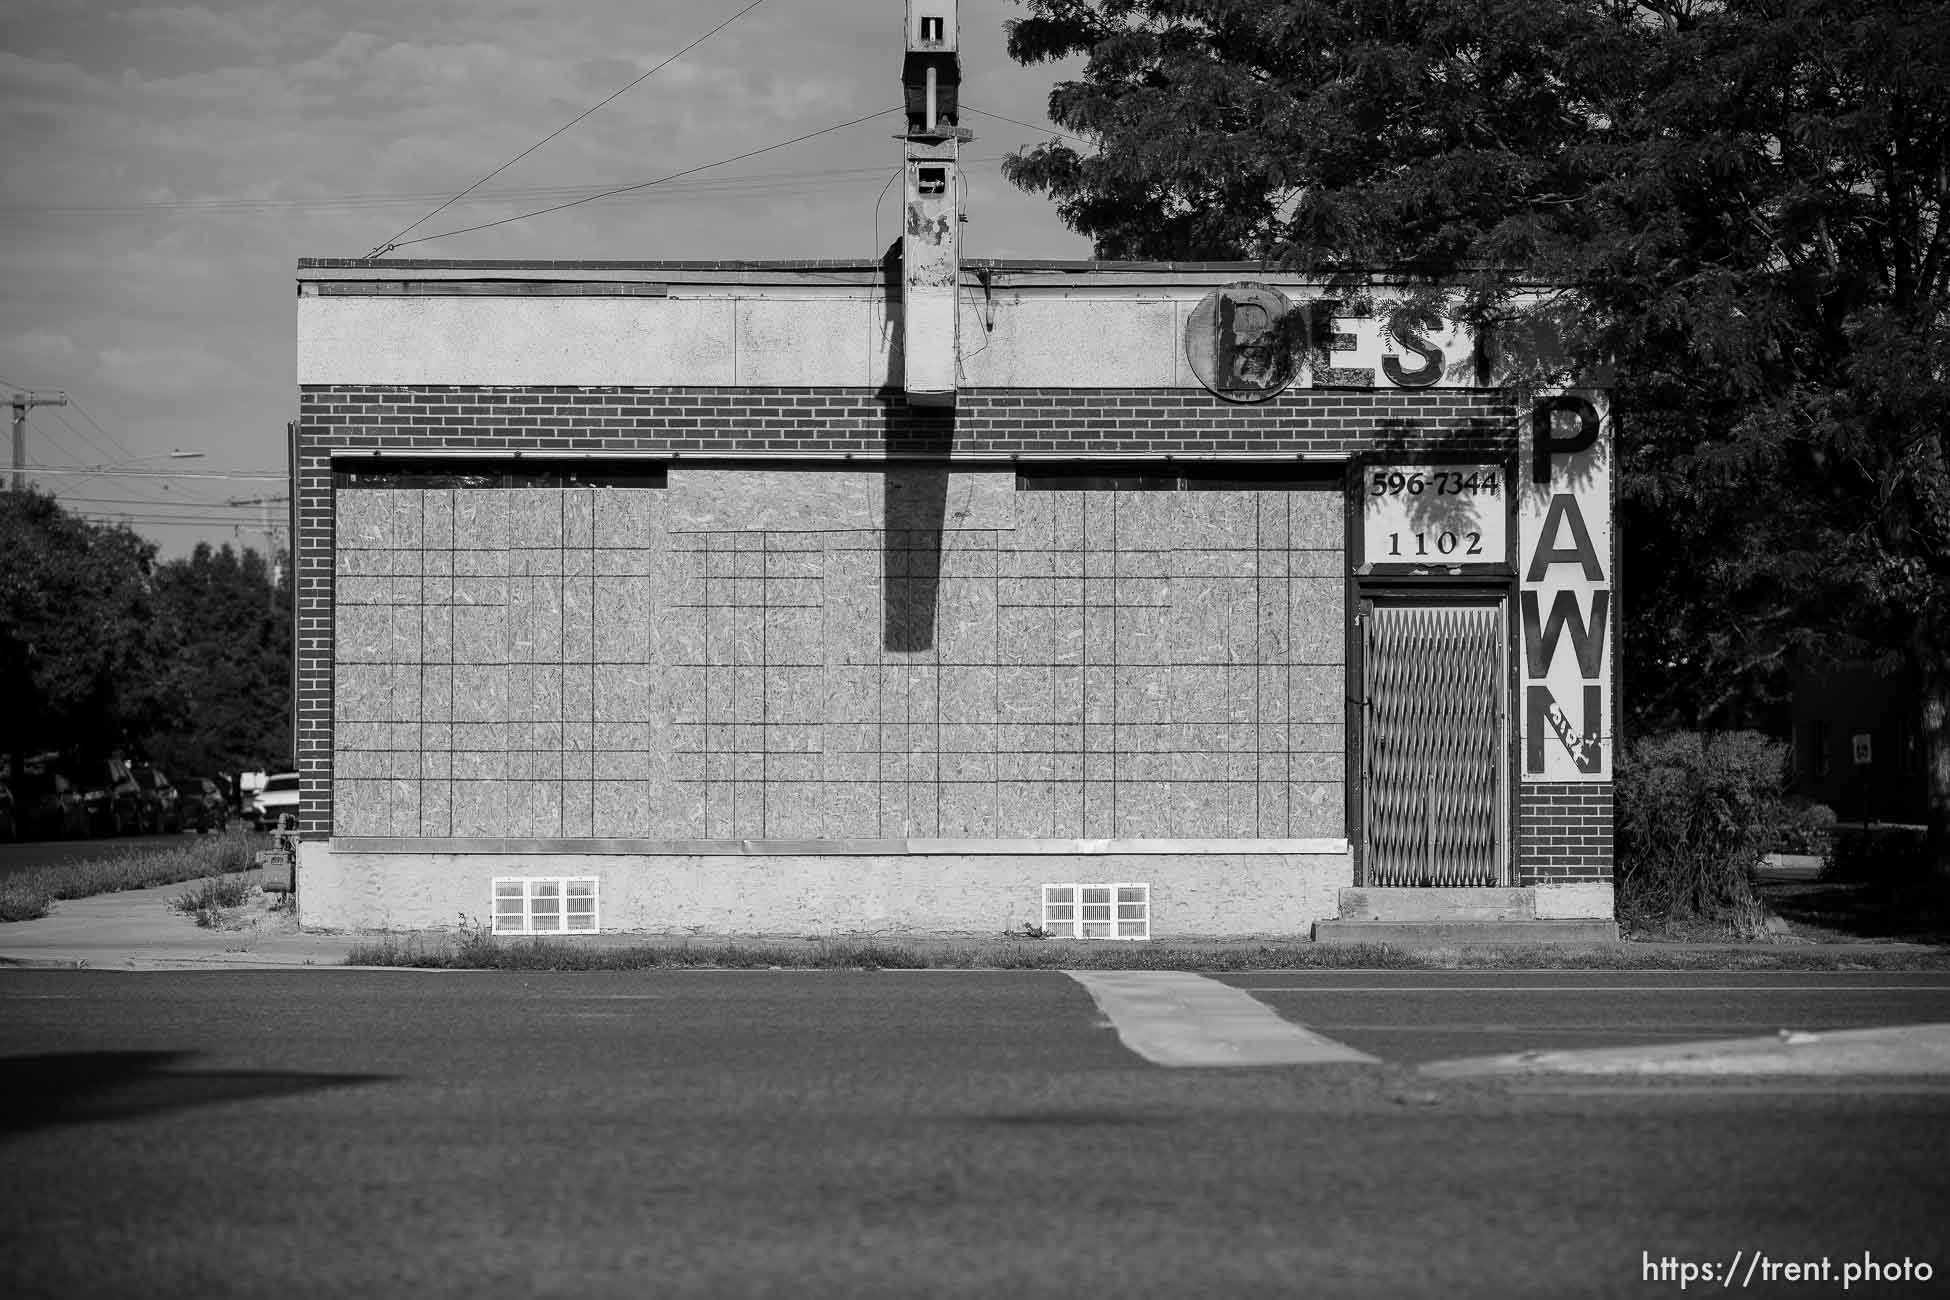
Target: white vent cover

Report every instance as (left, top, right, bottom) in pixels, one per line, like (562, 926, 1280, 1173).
(492, 877, 599, 936)
(1043, 883, 1150, 940)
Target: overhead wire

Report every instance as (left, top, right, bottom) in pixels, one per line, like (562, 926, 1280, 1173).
(43, 407, 226, 506)
(33, 411, 178, 510)
(22, 465, 288, 482)
(369, 0, 775, 256)
(388, 106, 904, 251)
(961, 105, 1095, 149)
(64, 396, 139, 463)
(54, 495, 267, 508)
(0, 155, 1047, 221)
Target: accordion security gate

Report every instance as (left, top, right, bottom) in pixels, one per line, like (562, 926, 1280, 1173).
(1362, 602, 1508, 887)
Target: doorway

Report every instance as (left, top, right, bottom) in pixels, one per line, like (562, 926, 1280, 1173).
(1360, 597, 1509, 886)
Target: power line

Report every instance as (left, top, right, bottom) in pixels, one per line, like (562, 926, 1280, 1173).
(962, 104, 1095, 149)
(70, 514, 286, 529)
(42, 411, 214, 507)
(42, 409, 122, 467)
(0, 154, 1050, 220)
(389, 106, 902, 251)
(64, 397, 138, 463)
(23, 465, 287, 482)
(371, 0, 775, 257)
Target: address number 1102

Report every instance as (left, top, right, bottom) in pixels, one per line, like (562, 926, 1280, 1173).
(1384, 529, 1485, 557)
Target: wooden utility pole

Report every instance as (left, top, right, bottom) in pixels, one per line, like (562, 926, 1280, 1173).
(10, 390, 68, 491)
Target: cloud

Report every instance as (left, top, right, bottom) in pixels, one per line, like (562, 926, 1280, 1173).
(0, 327, 81, 380)
(97, 344, 252, 398)
(106, 5, 302, 55)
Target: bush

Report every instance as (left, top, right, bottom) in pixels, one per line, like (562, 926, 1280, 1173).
(1615, 730, 1788, 922)
(1774, 800, 1837, 856)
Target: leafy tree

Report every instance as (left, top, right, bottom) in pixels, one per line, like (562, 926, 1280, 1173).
(0, 490, 159, 774)
(137, 542, 293, 778)
(0, 494, 291, 786)
(1004, 0, 1950, 867)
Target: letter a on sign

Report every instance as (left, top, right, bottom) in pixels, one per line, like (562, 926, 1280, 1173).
(1525, 495, 1603, 582)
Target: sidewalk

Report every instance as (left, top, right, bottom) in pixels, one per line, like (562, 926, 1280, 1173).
(0, 876, 363, 971)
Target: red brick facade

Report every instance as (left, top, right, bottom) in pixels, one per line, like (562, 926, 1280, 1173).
(294, 381, 1611, 887)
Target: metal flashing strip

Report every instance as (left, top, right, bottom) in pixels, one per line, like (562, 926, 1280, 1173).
(327, 837, 1352, 856)
(311, 281, 670, 297)
(316, 446, 1355, 465)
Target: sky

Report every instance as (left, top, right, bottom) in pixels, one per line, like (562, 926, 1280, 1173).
(0, 0, 1091, 558)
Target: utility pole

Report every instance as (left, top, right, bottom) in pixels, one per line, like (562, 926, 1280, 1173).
(10, 390, 68, 491)
(228, 494, 291, 606)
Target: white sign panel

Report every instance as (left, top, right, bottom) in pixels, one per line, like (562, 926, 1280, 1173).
(1360, 464, 1508, 568)
(1518, 392, 1613, 781)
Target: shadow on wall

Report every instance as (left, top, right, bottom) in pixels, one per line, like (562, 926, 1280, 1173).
(884, 465, 949, 652)
(877, 238, 956, 653)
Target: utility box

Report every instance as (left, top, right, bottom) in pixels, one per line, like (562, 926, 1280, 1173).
(900, 0, 962, 406)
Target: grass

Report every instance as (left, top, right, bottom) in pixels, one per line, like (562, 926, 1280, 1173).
(170, 873, 258, 928)
(344, 929, 1950, 972)
(0, 832, 264, 923)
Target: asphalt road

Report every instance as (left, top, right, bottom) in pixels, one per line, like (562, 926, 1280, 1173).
(1216, 970, 1950, 1064)
(1, 971, 1945, 1300)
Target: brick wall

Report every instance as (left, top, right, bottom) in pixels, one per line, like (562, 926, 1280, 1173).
(294, 384, 1521, 843)
(1516, 782, 1614, 882)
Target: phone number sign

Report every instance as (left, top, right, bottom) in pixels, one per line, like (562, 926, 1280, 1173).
(1360, 465, 1509, 569)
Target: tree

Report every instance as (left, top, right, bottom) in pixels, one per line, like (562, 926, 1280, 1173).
(0, 494, 292, 782)
(137, 542, 293, 777)
(1003, 0, 1950, 867)
(0, 490, 159, 773)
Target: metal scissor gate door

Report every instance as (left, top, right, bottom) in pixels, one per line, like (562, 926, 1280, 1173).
(1362, 601, 1507, 886)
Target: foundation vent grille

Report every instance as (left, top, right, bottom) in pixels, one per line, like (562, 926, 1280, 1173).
(493, 877, 600, 936)
(1043, 883, 1150, 940)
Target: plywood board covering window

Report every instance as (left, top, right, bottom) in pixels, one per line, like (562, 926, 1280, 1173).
(332, 466, 1345, 841)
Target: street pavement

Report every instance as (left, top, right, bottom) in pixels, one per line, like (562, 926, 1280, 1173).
(1, 969, 1946, 1299)
(4, 877, 1950, 1296)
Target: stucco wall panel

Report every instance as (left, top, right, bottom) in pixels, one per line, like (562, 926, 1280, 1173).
(300, 841, 1352, 936)
(734, 299, 878, 386)
(298, 298, 739, 386)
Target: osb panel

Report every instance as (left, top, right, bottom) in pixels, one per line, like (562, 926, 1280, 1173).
(332, 479, 1348, 841)
(669, 469, 876, 533)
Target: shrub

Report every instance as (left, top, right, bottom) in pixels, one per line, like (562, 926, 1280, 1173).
(1774, 800, 1837, 856)
(1615, 730, 1788, 922)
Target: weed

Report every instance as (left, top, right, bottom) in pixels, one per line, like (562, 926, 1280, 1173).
(172, 874, 256, 928)
(0, 831, 271, 923)
(339, 933, 1950, 973)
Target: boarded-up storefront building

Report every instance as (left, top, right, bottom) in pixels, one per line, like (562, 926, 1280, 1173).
(292, 257, 1618, 940)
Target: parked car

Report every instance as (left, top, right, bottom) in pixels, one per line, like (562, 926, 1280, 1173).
(13, 771, 91, 839)
(129, 764, 182, 834)
(0, 781, 14, 841)
(246, 772, 300, 830)
(177, 777, 230, 834)
(60, 758, 144, 836)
